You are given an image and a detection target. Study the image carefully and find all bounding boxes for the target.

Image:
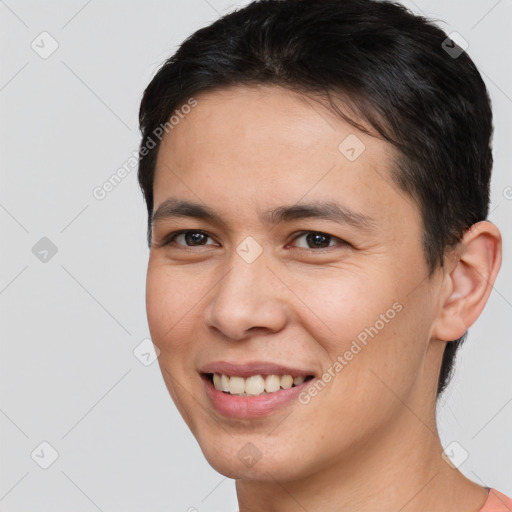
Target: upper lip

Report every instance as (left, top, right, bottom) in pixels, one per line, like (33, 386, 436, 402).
(199, 361, 315, 378)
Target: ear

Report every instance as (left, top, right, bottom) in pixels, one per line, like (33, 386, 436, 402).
(432, 221, 502, 342)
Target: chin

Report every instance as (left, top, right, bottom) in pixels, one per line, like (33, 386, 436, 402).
(196, 434, 312, 482)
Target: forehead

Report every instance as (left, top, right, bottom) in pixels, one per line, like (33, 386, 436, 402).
(158, 85, 385, 167)
(153, 85, 419, 231)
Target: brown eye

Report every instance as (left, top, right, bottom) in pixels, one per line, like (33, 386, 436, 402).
(290, 231, 347, 250)
(161, 230, 217, 247)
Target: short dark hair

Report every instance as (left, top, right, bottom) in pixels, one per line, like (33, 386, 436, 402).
(137, 0, 493, 398)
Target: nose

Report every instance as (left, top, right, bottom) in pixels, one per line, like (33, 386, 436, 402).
(203, 251, 288, 341)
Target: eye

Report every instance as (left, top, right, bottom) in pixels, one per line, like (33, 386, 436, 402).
(289, 231, 347, 250)
(158, 230, 218, 248)
(156, 229, 347, 251)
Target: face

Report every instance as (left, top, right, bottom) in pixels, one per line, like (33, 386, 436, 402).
(146, 85, 443, 482)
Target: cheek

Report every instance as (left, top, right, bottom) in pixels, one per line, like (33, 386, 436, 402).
(289, 268, 427, 400)
(145, 264, 202, 353)
(145, 265, 206, 430)
(288, 268, 401, 349)
(145, 271, 170, 347)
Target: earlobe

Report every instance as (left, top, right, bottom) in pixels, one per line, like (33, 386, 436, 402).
(433, 221, 502, 342)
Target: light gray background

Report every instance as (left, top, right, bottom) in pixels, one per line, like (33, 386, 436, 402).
(0, 1, 510, 510)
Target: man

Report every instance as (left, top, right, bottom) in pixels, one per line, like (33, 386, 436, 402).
(137, 1, 509, 510)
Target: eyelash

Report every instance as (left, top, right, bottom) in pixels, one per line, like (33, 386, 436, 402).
(157, 230, 348, 251)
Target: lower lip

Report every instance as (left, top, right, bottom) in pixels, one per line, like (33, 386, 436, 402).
(202, 375, 313, 419)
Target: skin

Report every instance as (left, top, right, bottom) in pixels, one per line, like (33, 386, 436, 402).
(146, 85, 502, 511)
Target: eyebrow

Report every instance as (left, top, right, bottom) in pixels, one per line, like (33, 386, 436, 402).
(151, 197, 378, 232)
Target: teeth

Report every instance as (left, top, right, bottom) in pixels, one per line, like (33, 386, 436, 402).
(280, 375, 293, 389)
(229, 376, 245, 394)
(293, 376, 305, 386)
(265, 374, 281, 392)
(211, 373, 310, 396)
(245, 375, 265, 396)
(220, 374, 230, 392)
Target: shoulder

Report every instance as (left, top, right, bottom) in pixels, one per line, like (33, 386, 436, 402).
(480, 488, 512, 512)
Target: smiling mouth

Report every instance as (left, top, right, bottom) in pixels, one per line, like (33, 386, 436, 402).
(203, 372, 315, 397)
